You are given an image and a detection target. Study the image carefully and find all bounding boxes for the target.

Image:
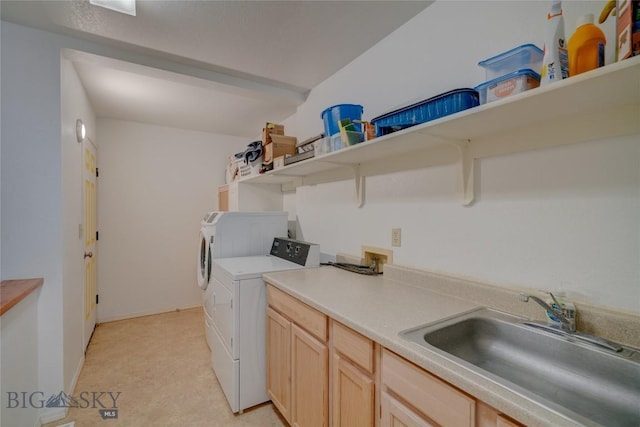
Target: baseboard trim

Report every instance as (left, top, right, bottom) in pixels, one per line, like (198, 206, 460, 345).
(39, 407, 67, 425)
(98, 305, 201, 323)
(69, 354, 85, 396)
(37, 349, 85, 425)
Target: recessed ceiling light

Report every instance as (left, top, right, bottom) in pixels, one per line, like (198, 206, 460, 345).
(89, 0, 136, 16)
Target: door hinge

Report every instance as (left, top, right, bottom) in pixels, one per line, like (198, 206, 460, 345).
(96, 294, 99, 304)
(96, 231, 99, 241)
(96, 167, 99, 177)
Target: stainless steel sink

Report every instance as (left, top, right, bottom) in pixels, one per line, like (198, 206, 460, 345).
(400, 308, 640, 427)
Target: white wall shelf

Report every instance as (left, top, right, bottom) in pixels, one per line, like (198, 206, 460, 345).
(240, 56, 640, 206)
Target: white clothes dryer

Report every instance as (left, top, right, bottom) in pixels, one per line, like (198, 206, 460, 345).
(208, 238, 319, 413)
(197, 211, 287, 350)
(197, 211, 288, 291)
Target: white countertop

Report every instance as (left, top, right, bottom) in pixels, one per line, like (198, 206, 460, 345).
(263, 265, 590, 427)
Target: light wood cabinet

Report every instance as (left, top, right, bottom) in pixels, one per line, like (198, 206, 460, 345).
(267, 284, 526, 427)
(292, 324, 328, 427)
(380, 391, 434, 427)
(266, 285, 328, 427)
(217, 184, 229, 211)
(381, 348, 475, 427)
(476, 400, 525, 427)
(332, 352, 375, 427)
(266, 307, 291, 421)
(331, 321, 376, 427)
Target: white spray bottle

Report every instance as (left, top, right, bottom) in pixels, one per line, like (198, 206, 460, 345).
(540, 0, 569, 85)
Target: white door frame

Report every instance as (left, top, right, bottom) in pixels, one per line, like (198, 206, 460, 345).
(82, 137, 98, 351)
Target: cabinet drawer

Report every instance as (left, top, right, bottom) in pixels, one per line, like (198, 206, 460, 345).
(382, 349, 475, 427)
(267, 284, 327, 342)
(332, 321, 374, 374)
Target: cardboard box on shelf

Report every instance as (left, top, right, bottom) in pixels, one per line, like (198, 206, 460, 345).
(617, 0, 640, 60)
(263, 135, 297, 164)
(261, 122, 285, 146)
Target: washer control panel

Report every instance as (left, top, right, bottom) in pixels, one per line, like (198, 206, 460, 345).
(270, 238, 320, 267)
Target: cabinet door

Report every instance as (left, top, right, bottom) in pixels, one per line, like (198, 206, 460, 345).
(381, 391, 434, 427)
(266, 307, 291, 423)
(292, 323, 328, 427)
(476, 400, 524, 427)
(332, 353, 374, 427)
(217, 185, 229, 211)
(496, 414, 523, 427)
(382, 349, 475, 427)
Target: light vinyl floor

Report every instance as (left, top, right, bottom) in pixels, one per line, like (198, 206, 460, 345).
(44, 307, 285, 427)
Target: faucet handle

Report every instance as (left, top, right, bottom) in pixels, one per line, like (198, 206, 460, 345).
(547, 291, 562, 307)
(545, 292, 577, 330)
(519, 291, 577, 333)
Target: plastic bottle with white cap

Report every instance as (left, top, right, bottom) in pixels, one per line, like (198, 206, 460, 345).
(540, 0, 568, 85)
(568, 13, 606, 76)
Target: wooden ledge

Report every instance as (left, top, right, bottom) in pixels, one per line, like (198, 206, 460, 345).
(1, 278, 43, 315)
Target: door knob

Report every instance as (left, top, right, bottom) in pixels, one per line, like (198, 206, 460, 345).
(84, 251, 93, 259)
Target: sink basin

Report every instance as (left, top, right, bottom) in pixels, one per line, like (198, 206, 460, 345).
(400, 308, 640, 427)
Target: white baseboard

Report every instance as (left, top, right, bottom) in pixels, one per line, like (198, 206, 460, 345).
(98, 304, 201, 323)
(38, 353, 85, 425)
(68, 354, 85, 397)
(38, 407, 67, 425)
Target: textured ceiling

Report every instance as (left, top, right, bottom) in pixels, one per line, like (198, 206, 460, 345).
(2, 0, 432, 137)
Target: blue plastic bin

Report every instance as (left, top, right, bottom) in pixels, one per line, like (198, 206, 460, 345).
(321, 104, 363, 136)
(371, 89, 479, 137)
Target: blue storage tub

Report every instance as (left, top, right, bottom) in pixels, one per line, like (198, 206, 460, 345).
(321, 104, 363, 136)
(371, 89, 479, 137)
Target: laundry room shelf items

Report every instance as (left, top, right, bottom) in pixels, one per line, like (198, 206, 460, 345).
(240, 56, 640, 206)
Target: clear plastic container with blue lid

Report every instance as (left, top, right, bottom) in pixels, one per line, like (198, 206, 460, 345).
(474, 69, 541, 104)
(478, 44, 544, 80)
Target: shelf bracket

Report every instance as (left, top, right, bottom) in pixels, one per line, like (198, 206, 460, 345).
(353, 165, 365, 208)
(453, 140, 474, 206)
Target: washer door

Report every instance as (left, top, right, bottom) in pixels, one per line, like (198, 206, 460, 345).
(197, 229, 211, 289)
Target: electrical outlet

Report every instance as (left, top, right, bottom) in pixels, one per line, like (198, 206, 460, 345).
(361, 246, 394, 273)
(392, 228, 401, 247)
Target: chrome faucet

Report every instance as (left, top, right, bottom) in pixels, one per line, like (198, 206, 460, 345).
(519, 292, 576, 332)
(519, 292, 625, 353)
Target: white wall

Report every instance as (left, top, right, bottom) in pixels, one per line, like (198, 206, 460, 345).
(1, 29, 95, 425)
(0, 290, 41, 427)
(96, 119, 247, 322)
(60, 54, 97, 400)
(285, 1, 640, 313)
(1, 21, 66, 422)
(0, 21, 249, 423)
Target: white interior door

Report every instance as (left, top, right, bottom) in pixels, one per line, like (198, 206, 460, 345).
(83, 138, 98, 351)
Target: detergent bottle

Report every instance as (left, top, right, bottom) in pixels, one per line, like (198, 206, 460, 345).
(540, 0, 568, 85)
(568, 13, 606, 76)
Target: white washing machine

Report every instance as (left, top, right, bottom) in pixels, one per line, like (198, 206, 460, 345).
(197, 211, 288, 349)
(208, 238, 319, 414)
